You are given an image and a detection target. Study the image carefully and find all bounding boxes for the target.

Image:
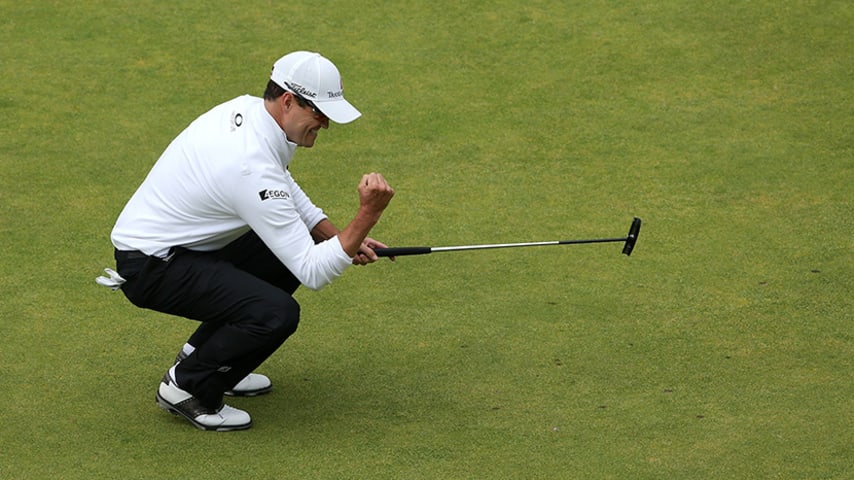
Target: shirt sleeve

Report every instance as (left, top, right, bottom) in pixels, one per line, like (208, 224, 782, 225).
(231, 165, 352, 290)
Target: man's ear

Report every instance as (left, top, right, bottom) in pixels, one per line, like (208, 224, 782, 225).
(282, 92, 295, 111)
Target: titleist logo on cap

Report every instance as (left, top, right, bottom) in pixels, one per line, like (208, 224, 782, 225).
(289, 83, 317, 99)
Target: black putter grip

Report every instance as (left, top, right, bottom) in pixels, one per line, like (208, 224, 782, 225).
(374, 246, 432, 257)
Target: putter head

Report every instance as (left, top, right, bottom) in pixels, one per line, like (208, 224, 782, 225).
(621, 217, 642, 256)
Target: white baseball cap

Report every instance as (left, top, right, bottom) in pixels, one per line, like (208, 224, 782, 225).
(270, 51, 361, 124)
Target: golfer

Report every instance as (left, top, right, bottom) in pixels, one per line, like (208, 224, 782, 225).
(98, 51, 394, 431)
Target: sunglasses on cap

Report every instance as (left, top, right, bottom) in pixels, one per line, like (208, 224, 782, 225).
(283, 82, 326, 118)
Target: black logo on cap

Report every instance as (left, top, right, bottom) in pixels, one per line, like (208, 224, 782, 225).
(290, 83, 317, 98)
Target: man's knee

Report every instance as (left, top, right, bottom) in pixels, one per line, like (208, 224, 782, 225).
(247, 293, 300, 339)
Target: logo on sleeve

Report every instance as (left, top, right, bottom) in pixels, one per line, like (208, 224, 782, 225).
(230, 112, 243, 131)
(259, 189, 290, 201)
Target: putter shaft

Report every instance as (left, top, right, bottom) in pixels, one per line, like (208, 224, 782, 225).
(374, 218, 641, 257)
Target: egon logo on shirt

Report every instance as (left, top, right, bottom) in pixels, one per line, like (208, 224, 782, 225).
(259, 189, 290, 201)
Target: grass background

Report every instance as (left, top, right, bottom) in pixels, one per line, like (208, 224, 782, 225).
(1, 1, 851, 478)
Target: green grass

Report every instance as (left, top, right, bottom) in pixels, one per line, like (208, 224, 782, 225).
(1, 1, 851, 478)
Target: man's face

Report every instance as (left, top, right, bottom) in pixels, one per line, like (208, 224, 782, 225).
(282, 93, 329, 147)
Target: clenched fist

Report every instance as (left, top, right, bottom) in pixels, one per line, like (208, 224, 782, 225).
(358, 173, 395, 216)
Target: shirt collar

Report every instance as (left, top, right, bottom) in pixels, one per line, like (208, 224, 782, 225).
(254, 97, 297, 169)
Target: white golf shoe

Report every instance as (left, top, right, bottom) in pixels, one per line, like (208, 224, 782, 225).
(155, 368, 252, 432)
(174, 349, 272, 397)
(225, 372, 272, 397)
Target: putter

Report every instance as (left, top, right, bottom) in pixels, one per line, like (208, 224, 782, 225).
(374, 217, 642, 257)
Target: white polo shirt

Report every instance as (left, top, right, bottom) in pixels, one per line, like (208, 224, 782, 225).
(111, 95, 353, 290)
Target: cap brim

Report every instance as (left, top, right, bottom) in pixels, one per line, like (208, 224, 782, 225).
(316, 99, 361, 124)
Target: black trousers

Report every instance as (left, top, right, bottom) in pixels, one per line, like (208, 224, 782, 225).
(115, 231, 301, 408)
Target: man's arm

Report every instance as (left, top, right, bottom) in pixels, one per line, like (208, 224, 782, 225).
(310, 219, 339, 243)
(331, 173, 394, 263)
(312, 217, 391, 265)
(238, 172, 393, 288)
